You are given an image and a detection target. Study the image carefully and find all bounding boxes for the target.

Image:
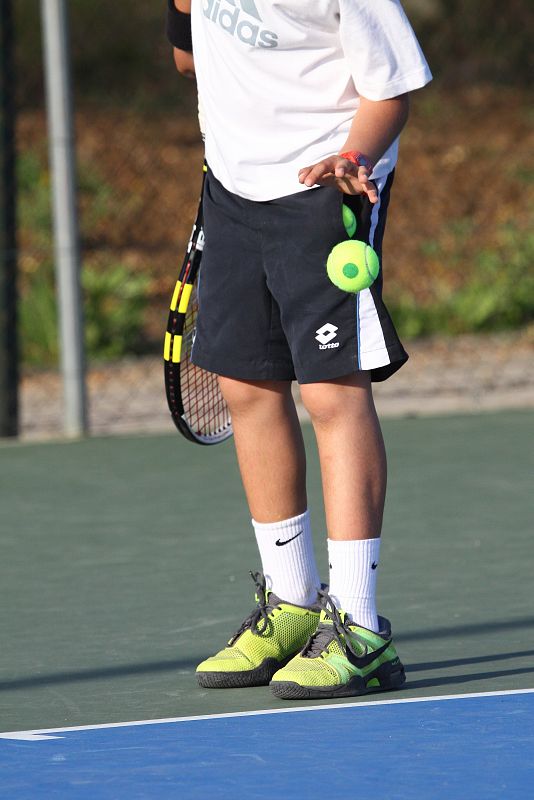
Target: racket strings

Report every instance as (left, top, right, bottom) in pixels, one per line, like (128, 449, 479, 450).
(180, 289, 231, 437)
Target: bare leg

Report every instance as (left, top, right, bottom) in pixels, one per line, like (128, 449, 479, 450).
(218, 377, 307, 522)
(299, 372, 386, 541)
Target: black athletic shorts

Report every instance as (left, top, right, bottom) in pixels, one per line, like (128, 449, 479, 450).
(191, 168, 408, 384)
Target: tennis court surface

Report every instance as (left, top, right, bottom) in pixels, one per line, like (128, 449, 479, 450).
(1, 410, 533, 797)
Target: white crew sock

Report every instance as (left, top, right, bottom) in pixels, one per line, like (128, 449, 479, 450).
(328, 537, 381, 632)
(252, 511, 321, 607)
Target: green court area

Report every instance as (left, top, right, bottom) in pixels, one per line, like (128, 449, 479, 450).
(1, 410, 533, 734)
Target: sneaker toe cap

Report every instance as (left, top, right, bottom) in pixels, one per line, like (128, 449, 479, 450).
(272, 657, 340, 687)
(196, 647, 256, 674)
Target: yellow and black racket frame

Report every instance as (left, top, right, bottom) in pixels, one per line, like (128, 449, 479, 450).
(164, 171, 205, 443)
(163, 165, 232, 444)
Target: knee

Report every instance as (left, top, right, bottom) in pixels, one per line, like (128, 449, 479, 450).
(218, 377, 290, 417)
(300, 386, 346, 427)
(300, 376, 372, 427)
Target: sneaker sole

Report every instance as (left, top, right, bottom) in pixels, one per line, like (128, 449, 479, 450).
(270, 663, 406, 700)
(197, 657, 290, 689)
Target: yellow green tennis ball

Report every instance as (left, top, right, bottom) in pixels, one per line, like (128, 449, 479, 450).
(326, 240, 380, 293)
(342, 204, 357, 237)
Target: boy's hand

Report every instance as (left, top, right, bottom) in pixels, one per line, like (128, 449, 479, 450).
(298, 155, 379, 204)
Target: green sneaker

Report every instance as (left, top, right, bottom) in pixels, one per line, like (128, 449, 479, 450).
(270, 591, 405, 699)
(196, 572, 321, 689)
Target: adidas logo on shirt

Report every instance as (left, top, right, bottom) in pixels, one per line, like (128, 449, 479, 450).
(203, 0, 279, 48)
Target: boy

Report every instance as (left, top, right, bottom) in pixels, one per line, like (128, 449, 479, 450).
(167, 0, 431, 699)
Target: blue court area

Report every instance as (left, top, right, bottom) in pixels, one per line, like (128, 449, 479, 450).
(1, 690, 533, 799)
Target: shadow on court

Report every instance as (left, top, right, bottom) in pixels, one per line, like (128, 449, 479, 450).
(1, 410, 532, 733)
(0, 658, 203, 692)
(409, 647, 534, 672)
(404, 667, 534, 691)
(396, 616, 534, 642)
(2, 645, 534, 701)
(3, 632, 534, 694)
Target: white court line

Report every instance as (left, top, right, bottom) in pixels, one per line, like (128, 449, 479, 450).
(1, 687, 533, 741)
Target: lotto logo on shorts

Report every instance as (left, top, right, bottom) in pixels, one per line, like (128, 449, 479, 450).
(315, 323, 340, 349)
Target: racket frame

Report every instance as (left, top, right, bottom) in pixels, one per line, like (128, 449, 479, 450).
(164, 170, 232, 445)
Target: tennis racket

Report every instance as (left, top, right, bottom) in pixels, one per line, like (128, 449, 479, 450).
(164, 165, 233, 444)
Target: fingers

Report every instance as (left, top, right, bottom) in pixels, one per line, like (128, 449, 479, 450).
(298, 159, 378, 202)
(342, 164, 379, 203)
(334, 159, 354, 179)
(297, 165, 315, 186)
(366, 186, 379, 203)
(299, 155, 361, 186)
(299, 157, 337, 187)
(359, 169, 379, 204)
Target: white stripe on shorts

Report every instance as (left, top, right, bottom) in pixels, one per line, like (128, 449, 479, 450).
(357, 176, 391, 371)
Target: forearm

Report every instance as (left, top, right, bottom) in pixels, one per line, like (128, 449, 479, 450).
(173, 47, 195, 79)
(340, 94, 410, 166)
(299, 93, 410, 200)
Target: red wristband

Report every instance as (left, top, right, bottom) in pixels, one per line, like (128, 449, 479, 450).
(339, 150, 375, 173)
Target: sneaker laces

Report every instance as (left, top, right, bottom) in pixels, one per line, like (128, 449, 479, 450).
(302, 589, 368, 659)
(228, 571, 281, 643)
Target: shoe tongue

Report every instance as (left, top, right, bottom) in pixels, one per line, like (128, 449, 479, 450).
(265, 590, 282, 609)
(319, 608, 349, 625)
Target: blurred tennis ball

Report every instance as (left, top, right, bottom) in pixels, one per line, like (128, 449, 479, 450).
(342, 204, 357, 237)
(327, 240, 380, 293)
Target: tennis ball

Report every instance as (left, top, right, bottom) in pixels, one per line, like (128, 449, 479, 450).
(342, 204, 357, 238)
(326, 240, 380, 293)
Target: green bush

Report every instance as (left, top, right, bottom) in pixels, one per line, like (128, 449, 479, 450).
(451, 228, 534, 331)
(83, 264, 150, 360)
(17, 149, 151, 365)
(19, 260, 58, 365)
(20, 261, 150, 366)
(17, 150, 53, 251)
(389, 224, 534, 338)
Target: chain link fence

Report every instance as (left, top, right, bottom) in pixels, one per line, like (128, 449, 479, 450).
(19, 102, 205, 437)
(13, 0, 534, 439)
(16, 1, 204, 437)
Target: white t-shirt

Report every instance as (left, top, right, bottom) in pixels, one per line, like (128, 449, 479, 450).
(191, 0, 432, 201)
